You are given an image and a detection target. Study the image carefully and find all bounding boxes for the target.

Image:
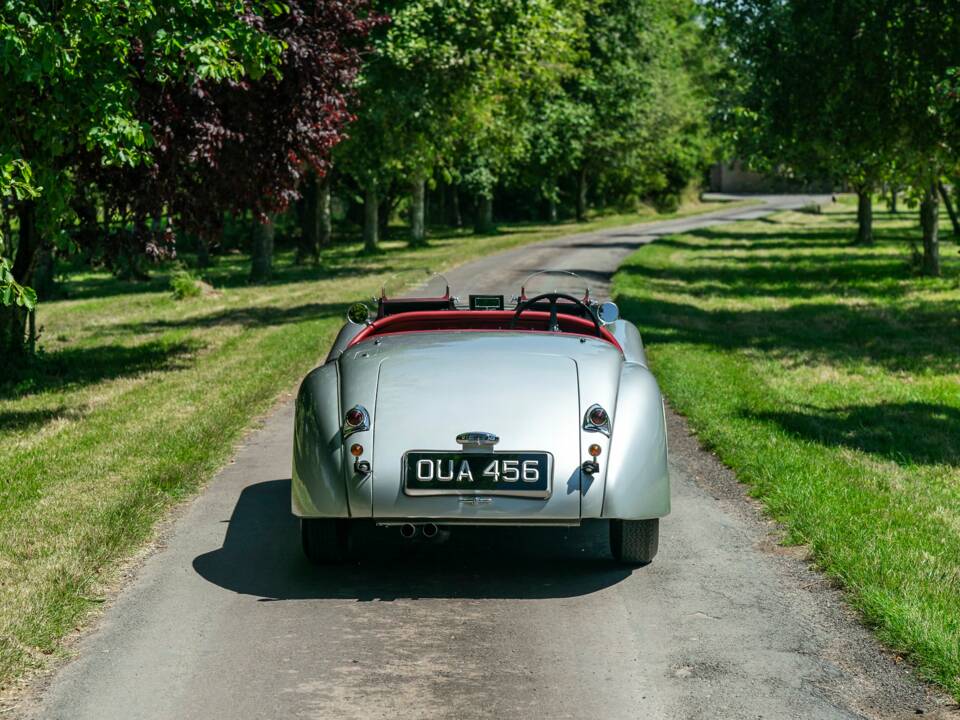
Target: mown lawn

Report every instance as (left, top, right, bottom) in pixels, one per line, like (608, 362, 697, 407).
(0, 198, 748, 692)
(614, 201, 960, 698)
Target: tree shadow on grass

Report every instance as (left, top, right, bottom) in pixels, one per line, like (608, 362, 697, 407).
(667, 221, 947, 253)
(61, 274, 170, 301)
(615, 221, 960, 375)
(747, 402, 960, 467)
(193, 479, 633, 601)
(200, 261, 404, 291)
(617, 221, 960, 467)
(0, 405, 77, 433)
(59, 237, 412, 300)
(1, 339, 201, 400)
(62, 260, 406, 300)
(110, 301, 346, 334)
(619, 254, 914, 301)
(619, 294, 958, 375)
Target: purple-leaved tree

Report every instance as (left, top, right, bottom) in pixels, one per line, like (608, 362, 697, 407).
(84, 0, 380, 281)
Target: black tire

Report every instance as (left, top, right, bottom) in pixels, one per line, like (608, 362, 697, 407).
(610, 518, 659, 565)
(301, 518, 350, 564)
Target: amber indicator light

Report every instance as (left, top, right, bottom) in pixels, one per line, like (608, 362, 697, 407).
(588, 444, 602, 457)
(350, 443, 363, 457)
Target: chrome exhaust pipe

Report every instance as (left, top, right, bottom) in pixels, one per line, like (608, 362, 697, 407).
(399, 523, 417, 539)
(421, 523, 439, 539)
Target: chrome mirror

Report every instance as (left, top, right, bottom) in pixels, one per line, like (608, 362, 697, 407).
(597, 301, 619, 325)
(346, 302, 372, 325)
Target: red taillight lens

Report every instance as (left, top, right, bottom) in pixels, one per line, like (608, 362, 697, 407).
(345, 408, 364, 426)
(589, 408, 608, 426)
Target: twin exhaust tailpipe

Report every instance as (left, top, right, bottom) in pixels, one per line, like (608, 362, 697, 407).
(399, 523, 439, 539)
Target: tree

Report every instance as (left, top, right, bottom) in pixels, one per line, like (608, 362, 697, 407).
(83, 0, 376, 281)
(337, 0, 583, 245)
(520, 91, 593, 222)
(711, 0, 904, 244)
(0, 160, 37, 312)
(0, 1, 285, 355)
(558, 0, 716, 220)
(298, 170, 333, 264)
(712, 0, 960, 269)
(884, 5, 960, 276)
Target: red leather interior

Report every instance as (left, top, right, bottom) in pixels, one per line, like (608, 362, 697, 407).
(347, 310, 621, 350)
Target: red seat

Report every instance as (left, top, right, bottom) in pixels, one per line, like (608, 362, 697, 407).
(347, 310, 621, 350)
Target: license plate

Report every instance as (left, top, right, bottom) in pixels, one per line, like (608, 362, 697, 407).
(403, 451, 552, 498)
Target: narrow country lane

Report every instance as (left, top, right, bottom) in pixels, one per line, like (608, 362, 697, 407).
(21, 196, 949, 719)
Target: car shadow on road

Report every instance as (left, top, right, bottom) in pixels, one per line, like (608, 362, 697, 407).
(192, 479, 633, 601)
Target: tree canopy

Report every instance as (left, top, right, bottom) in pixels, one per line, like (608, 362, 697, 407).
(710, 0, 960, 269)
(329, 0, 717, 244)
(1, 0, 720, 356)
(0, 0, 373, 350)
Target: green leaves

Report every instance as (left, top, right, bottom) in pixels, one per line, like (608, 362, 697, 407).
(570, 0, 713, 202)
(338, 0, 587, 191)
(0, 0, 287, 208)
(711, 0, 960, 189)
(0, 257, 36, 310)
(0, 0, 293, 332)
(0, 156, 37, 201)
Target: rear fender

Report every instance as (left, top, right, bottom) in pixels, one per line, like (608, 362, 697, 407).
(326, 323, 362, 362)
(605, 319, 647, 366)
(292, 363, 349, 517)
(601, 363, 670, 519)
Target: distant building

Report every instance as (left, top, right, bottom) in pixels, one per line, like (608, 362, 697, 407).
(709, 160, 834, 193)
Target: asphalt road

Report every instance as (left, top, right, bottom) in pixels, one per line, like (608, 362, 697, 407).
(21, 196, 952, 719)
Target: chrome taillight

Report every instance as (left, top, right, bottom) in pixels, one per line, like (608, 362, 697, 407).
(583, 404, 611, 436)
(342, 405, 370, 438)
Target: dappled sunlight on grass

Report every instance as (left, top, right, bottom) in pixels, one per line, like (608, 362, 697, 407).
(614, 200, 960, 698)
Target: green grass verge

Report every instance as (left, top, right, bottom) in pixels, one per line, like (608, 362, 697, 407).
(0, 198, 746, 691)
(613, 199, 960, 698)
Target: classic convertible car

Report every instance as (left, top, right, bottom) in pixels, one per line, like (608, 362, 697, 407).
(292, 272, 670, 565)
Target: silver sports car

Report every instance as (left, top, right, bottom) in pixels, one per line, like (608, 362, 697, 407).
(292, 271, 670, 565)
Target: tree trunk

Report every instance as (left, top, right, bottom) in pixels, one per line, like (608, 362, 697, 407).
(0, 199, 11, 245)
(103, 203, 113, 246)
(298, 171, 331, 261)
(318, 173, 332, 249)
(424, 184, 430, 228)
(937, 181, 958, 237)
(196, 235, 211, 268)
(888, 188, 898, 214)
(436, 182, 447, 227)
(378, 192, 390, 240)
(1, 202, 38, 358)
(451, 186, 462, 228)
(249, 215, 275, 282)
(31, 243, 55, 300)
(474, 195, 494, 234)
(548, 197, 558, 224)
(410, 174, 426, 246)
(576, 167, 588, 222)
(855, 188, 873, 245)
(297, 172, 317, 265)
(27, 308, 36, 354)
(920, 179, 940, 277)
(363, 182, 379, 253)
(0, 301, 28, 359)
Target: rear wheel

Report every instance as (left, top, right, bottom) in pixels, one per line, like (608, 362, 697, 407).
(301, 518, 350, 564)
(610, 518, 659, 565)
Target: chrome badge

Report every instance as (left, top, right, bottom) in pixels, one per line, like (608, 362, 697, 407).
(456, 431, 500, 447)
